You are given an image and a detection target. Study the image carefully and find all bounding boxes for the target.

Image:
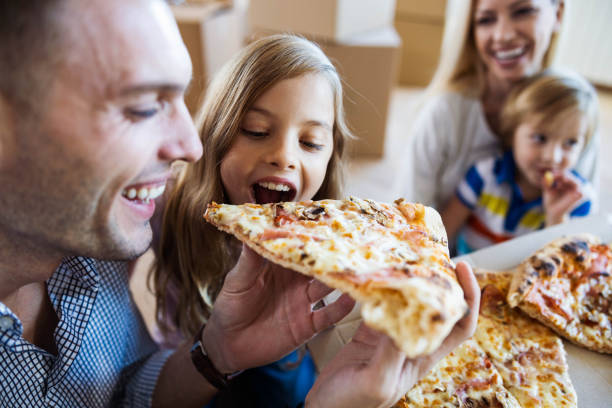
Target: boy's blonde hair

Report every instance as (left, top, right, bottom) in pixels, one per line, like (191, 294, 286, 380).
(429, 0, 563, 96)
(153, 34, 353, 337)
(499, 69, 599, 149)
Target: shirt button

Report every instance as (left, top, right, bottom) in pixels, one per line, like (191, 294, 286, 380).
(0, 315, 15, 330)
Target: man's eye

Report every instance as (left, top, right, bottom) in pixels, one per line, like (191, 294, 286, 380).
(241, 128, 268, 138)
(125, 107, 159, 119)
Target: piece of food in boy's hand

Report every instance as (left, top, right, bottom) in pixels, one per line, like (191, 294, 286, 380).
(204, 197, 467, 358)
(544, 170, 555, 188)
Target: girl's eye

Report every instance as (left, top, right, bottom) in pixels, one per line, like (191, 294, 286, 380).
(531, 133, 547, 144)
(301, 140, 324, 151)
(241, 128, 268, 138)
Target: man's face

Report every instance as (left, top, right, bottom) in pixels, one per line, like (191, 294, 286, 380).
(0, 0, 202, 261)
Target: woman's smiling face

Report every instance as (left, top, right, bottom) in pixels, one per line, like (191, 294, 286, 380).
(220, 73, 335, 205)
(473, 0, 561, 85)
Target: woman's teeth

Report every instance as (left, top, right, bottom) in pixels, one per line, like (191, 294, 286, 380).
(258, 181, 291, 192)
(122, 185, 165, 203)
(495, 47, 525, 60)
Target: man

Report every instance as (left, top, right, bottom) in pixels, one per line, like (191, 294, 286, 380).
(0, 0, 479, 407)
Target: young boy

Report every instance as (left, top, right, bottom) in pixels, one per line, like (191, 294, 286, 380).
(442, 70, 599, 255)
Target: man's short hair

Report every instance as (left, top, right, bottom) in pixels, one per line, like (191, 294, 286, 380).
(0, 0, 66, 117)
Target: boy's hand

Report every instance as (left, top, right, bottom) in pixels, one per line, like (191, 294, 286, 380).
(542, 171, 584, 226)
(202, 245, 355, 374)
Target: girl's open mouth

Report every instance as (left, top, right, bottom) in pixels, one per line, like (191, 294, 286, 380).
(252, 181, 296, 204)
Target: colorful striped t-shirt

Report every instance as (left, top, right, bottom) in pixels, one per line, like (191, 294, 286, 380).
(455, 151, 594, 255)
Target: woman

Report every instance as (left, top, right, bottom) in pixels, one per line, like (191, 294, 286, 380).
(400, 0, 599, 212)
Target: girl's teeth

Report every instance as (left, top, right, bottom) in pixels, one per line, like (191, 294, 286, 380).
(127, 188, 137, 199)
(258, 181, 290, 192)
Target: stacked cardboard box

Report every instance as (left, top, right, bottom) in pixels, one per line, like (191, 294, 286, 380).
(394, 0, 447, 86)
(171, 1, 247, 114)
(249, 0, 401, 157)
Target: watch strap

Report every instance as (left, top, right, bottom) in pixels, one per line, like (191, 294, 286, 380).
(190, 323, 240, 389)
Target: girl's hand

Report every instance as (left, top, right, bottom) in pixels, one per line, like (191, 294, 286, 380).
(542, 171, 584, 226)
(305, 262, 480, 408)
(201, 245, 355, 374)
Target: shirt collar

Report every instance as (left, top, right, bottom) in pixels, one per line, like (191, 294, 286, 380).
(495, 150, 517, 185)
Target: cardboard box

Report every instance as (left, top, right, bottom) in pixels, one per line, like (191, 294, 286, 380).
(318, 27, 401, 157)
(395, 0, 446, 20)
(172, 2, 247, 113)
(394, 18, 444, 86)
(309, 213, 612, 407)
(248, 0, 396, 42)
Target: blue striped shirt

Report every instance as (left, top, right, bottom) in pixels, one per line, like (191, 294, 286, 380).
(455, 151, 594, 254)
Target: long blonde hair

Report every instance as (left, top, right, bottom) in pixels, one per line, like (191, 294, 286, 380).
(428, 0, 564, 97)
(153, 34, 353, 338)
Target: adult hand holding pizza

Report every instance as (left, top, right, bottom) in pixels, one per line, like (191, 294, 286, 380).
(202, 245, 356, 374)
(305, 262, 480, 408)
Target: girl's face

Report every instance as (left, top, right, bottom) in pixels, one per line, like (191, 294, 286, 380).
(512, 111, 586, 190)
(220, 73, 335, 205)
(473, 0, 561, 86)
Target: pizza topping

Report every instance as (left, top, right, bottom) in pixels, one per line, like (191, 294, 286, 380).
(560, 240, 589, 256)
(300, 205, 326, 220)
(274, 203, 298, 226)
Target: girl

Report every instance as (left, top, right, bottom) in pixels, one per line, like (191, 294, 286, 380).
(151, 34, 353, 407)
(399, 0, 600, 213)
(441, 69, 598, 254)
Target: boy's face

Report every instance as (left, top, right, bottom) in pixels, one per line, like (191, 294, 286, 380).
(0, 0, 202, 261)
(473, 0, 561, 85)
(512, 111, 586, 189)
(220, 73, 334, 205)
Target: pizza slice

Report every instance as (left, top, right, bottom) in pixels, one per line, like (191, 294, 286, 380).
(475, 270, 577, 408)
(395, 338, 521, 408)
(506, 234, 612, 354)
(204, 197, 467, 358)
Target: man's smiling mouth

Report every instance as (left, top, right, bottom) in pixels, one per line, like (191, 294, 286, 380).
(121, 184, 165, 203)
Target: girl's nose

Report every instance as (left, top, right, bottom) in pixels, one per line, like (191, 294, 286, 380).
(265, 132, 297, 170)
